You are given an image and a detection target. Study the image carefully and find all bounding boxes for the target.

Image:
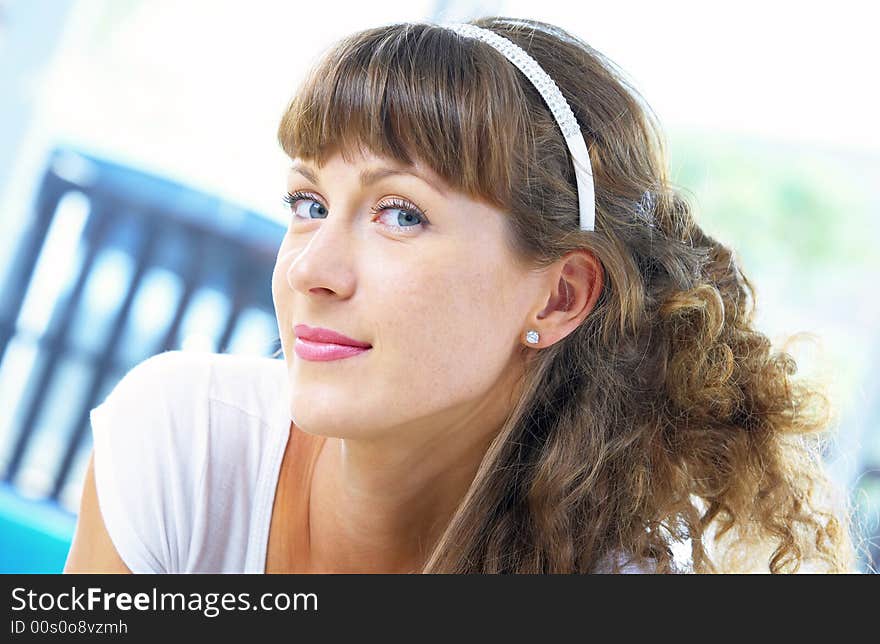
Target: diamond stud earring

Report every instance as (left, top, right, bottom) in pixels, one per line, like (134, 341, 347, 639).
(525, 330, 540, 344)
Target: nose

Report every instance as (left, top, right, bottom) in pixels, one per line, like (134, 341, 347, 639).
(284, 215, 358, 299)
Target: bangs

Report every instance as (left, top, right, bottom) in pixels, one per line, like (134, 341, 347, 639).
(277, 23, 529, 210)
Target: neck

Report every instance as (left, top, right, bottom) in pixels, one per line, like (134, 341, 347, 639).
(304, 420, 495, 574)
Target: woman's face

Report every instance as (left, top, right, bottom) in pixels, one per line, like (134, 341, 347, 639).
(272, 149, 544, 445)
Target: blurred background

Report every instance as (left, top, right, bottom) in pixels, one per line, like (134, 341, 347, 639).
(0, 0, 876, 573)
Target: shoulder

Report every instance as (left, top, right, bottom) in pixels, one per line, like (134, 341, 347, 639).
(88, 351, 214, 572)
(93, 350, 287, 435)
(91, 350, 212, 455)
(91, 350, 213, 425)
(90, 351, 216, 473)
(88, 351, 288, 572)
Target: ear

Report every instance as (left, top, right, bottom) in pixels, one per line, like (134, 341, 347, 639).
(525, 249, 603, 348)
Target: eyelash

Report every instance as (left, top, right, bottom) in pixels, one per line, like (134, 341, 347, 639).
(281, 190, 430, 233)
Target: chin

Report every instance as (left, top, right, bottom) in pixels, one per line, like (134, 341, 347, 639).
(289, 402, 362, 440)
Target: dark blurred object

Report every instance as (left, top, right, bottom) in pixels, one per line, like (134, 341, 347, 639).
(0, 146, 284, 570)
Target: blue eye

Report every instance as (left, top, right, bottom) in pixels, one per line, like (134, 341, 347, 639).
(282, 191, 328, 220)
(282, 191, 430, 233)
(370, 198, 429, 230)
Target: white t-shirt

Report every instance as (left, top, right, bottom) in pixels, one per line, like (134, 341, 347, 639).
(90, 350, 675, 573)
(90, 350, 291, 573)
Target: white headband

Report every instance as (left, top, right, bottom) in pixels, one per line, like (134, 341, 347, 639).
(446, 23, 596, 232)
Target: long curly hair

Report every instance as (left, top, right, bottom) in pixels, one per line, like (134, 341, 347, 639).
(276, 16, 857, 573)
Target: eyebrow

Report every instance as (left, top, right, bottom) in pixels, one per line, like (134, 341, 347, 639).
(289, 163, 445, 196)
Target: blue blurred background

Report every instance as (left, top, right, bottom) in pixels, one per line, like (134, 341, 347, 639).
(0, 0, 877, 573)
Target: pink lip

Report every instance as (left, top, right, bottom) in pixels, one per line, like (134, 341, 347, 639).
(294, 337, 371, 361)
(293, 324, 372, 362)
(293, 324, 371, 348)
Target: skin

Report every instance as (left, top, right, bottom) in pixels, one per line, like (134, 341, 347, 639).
(64, 453, 132, 573)
(271, 148, 604, 573)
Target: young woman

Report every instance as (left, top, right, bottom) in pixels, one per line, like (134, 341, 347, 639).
(65, 16, 855, 574)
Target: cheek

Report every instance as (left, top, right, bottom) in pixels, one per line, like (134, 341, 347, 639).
(271, 257, 292, 336)
(271, 259, 284, 300)
(270, 263, 282, 312)
(376, 255, 518, 406)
